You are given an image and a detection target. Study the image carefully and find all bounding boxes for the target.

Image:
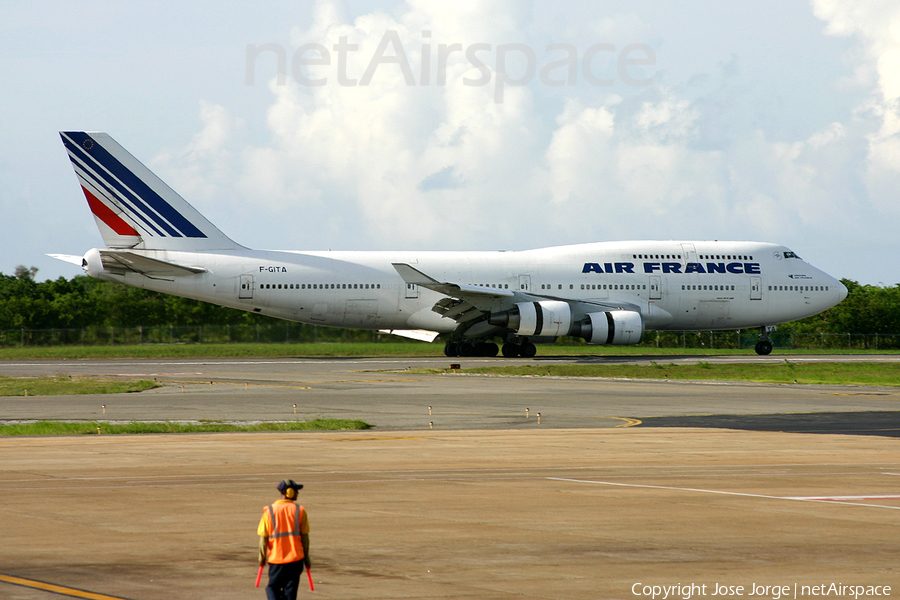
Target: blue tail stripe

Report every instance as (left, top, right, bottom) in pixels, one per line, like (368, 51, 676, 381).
(62, 132, 207, 239)
(72, 161, 166, 238)
(62, 134, 182, 238)
(64, 138, 181, 237)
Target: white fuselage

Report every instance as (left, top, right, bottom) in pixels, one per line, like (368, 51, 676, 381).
(90, 240, 846, 336)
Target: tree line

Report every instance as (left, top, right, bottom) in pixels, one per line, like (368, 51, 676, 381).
(1, 266, 898, 335)
(0, 267, 274, 330)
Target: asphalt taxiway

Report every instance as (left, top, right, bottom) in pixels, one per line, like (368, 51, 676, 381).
(0, 355, 899, 434)
(0, 355, 898, 599)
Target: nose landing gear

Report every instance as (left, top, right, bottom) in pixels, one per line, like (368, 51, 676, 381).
(754, 326, 775, 355)
(754, 339, 773, 355)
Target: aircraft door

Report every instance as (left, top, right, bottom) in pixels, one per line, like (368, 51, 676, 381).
(649, 276, 662, 300)
(750, 276, 762, 300)
(239, 275, 254, 299)
(405, 283, 419, 299)
(681, 243, 698, 263)
(518, 275, 532, 292)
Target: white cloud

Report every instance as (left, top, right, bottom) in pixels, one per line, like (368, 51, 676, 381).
(142, 0, 900, 281)
(226, 1, 551, 248)
(151, 101, 244, 207)
(812, 0, 900, 217)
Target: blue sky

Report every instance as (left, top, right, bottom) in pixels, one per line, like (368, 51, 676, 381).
(2, 0, 899, 284)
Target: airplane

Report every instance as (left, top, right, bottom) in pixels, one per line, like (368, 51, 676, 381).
(51, 131, 848, 357)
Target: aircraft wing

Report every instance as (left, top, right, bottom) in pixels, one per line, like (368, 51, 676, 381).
(530, 292, 643, 314)
(393, 263, 515, 323)
(393, 262, 644, 325)
(392, 263, 514, 299)
(96, 250, 207, 278)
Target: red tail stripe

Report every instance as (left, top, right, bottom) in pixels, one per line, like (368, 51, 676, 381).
(81, 186, 139, 236)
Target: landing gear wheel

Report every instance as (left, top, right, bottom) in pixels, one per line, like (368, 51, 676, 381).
(519, 341, 537, 358)
(755, 340, 773, 355)
(479, 342, 499, 357)
(444, 342, 459, 357)
(501, 343, 520, 358)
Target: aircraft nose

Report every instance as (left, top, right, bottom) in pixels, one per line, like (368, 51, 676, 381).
(837, 280, 848, 303)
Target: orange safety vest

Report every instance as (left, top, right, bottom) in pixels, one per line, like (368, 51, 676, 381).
(262, 502, 306, 564)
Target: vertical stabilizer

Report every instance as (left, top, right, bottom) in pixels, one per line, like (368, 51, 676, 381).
(60, 131, 241, 251)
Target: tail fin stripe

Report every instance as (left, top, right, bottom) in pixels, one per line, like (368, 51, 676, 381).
(60, 130, 242, 252)
(63, 135, 177, 237)
(81, 186, 140, 236)
(71, 159, 166, 237)
(62, 133, 207, 239)
(62, 134, 184, 238)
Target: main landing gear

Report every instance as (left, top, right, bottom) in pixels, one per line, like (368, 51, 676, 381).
(443, 338, 537, 358)
(501, 340, 536, 358)
(443, 341, 499, 357)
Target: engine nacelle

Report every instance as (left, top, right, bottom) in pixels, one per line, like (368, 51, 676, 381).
(489, 303, 644, 345)
(83, 247, 105, 279)
(573, 310, 644, 345)
(488, 300, 572, 337)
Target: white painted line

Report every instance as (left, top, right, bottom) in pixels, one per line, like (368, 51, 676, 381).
(547, 477, 900, 511)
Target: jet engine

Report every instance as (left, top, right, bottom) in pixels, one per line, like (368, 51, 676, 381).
(571, 310, 644, 345)
(488, 302, 644, 345)
(488, 301, 572, 337)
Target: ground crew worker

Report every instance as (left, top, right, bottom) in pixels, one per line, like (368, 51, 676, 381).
(258, 479, 310, 600)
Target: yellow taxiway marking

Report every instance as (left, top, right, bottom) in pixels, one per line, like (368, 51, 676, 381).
(0, 573, 132, 600)
(613, 417, 642, 427)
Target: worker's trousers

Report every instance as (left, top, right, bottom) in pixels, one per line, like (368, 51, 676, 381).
(266, 561, 304, 600)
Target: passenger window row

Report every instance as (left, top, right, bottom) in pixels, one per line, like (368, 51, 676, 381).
(681, 285, 736, 291)
(581, 284, 646, 290)
(769, 285, 829, 292)
(630, 254, 755, 260)
(698, 254, 753, 260)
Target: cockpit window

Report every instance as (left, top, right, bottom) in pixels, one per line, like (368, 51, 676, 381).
(783, 251, 801, 259)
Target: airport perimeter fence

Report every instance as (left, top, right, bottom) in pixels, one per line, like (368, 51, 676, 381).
(0, 323, 390, 347)
(2, 324, 900, 350)
(643, 330, 900, 350)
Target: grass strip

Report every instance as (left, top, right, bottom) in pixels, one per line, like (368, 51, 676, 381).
(453, 361, 900, 387)
(0, 419, 371, 436)
(0, 376, 158, 396)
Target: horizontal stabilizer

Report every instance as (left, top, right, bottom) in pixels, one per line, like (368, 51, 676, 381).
(98, 250, 206, 277)
(46, 254, 84, 266)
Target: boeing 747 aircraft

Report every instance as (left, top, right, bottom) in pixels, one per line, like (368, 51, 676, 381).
(51, 131, 847, 357)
